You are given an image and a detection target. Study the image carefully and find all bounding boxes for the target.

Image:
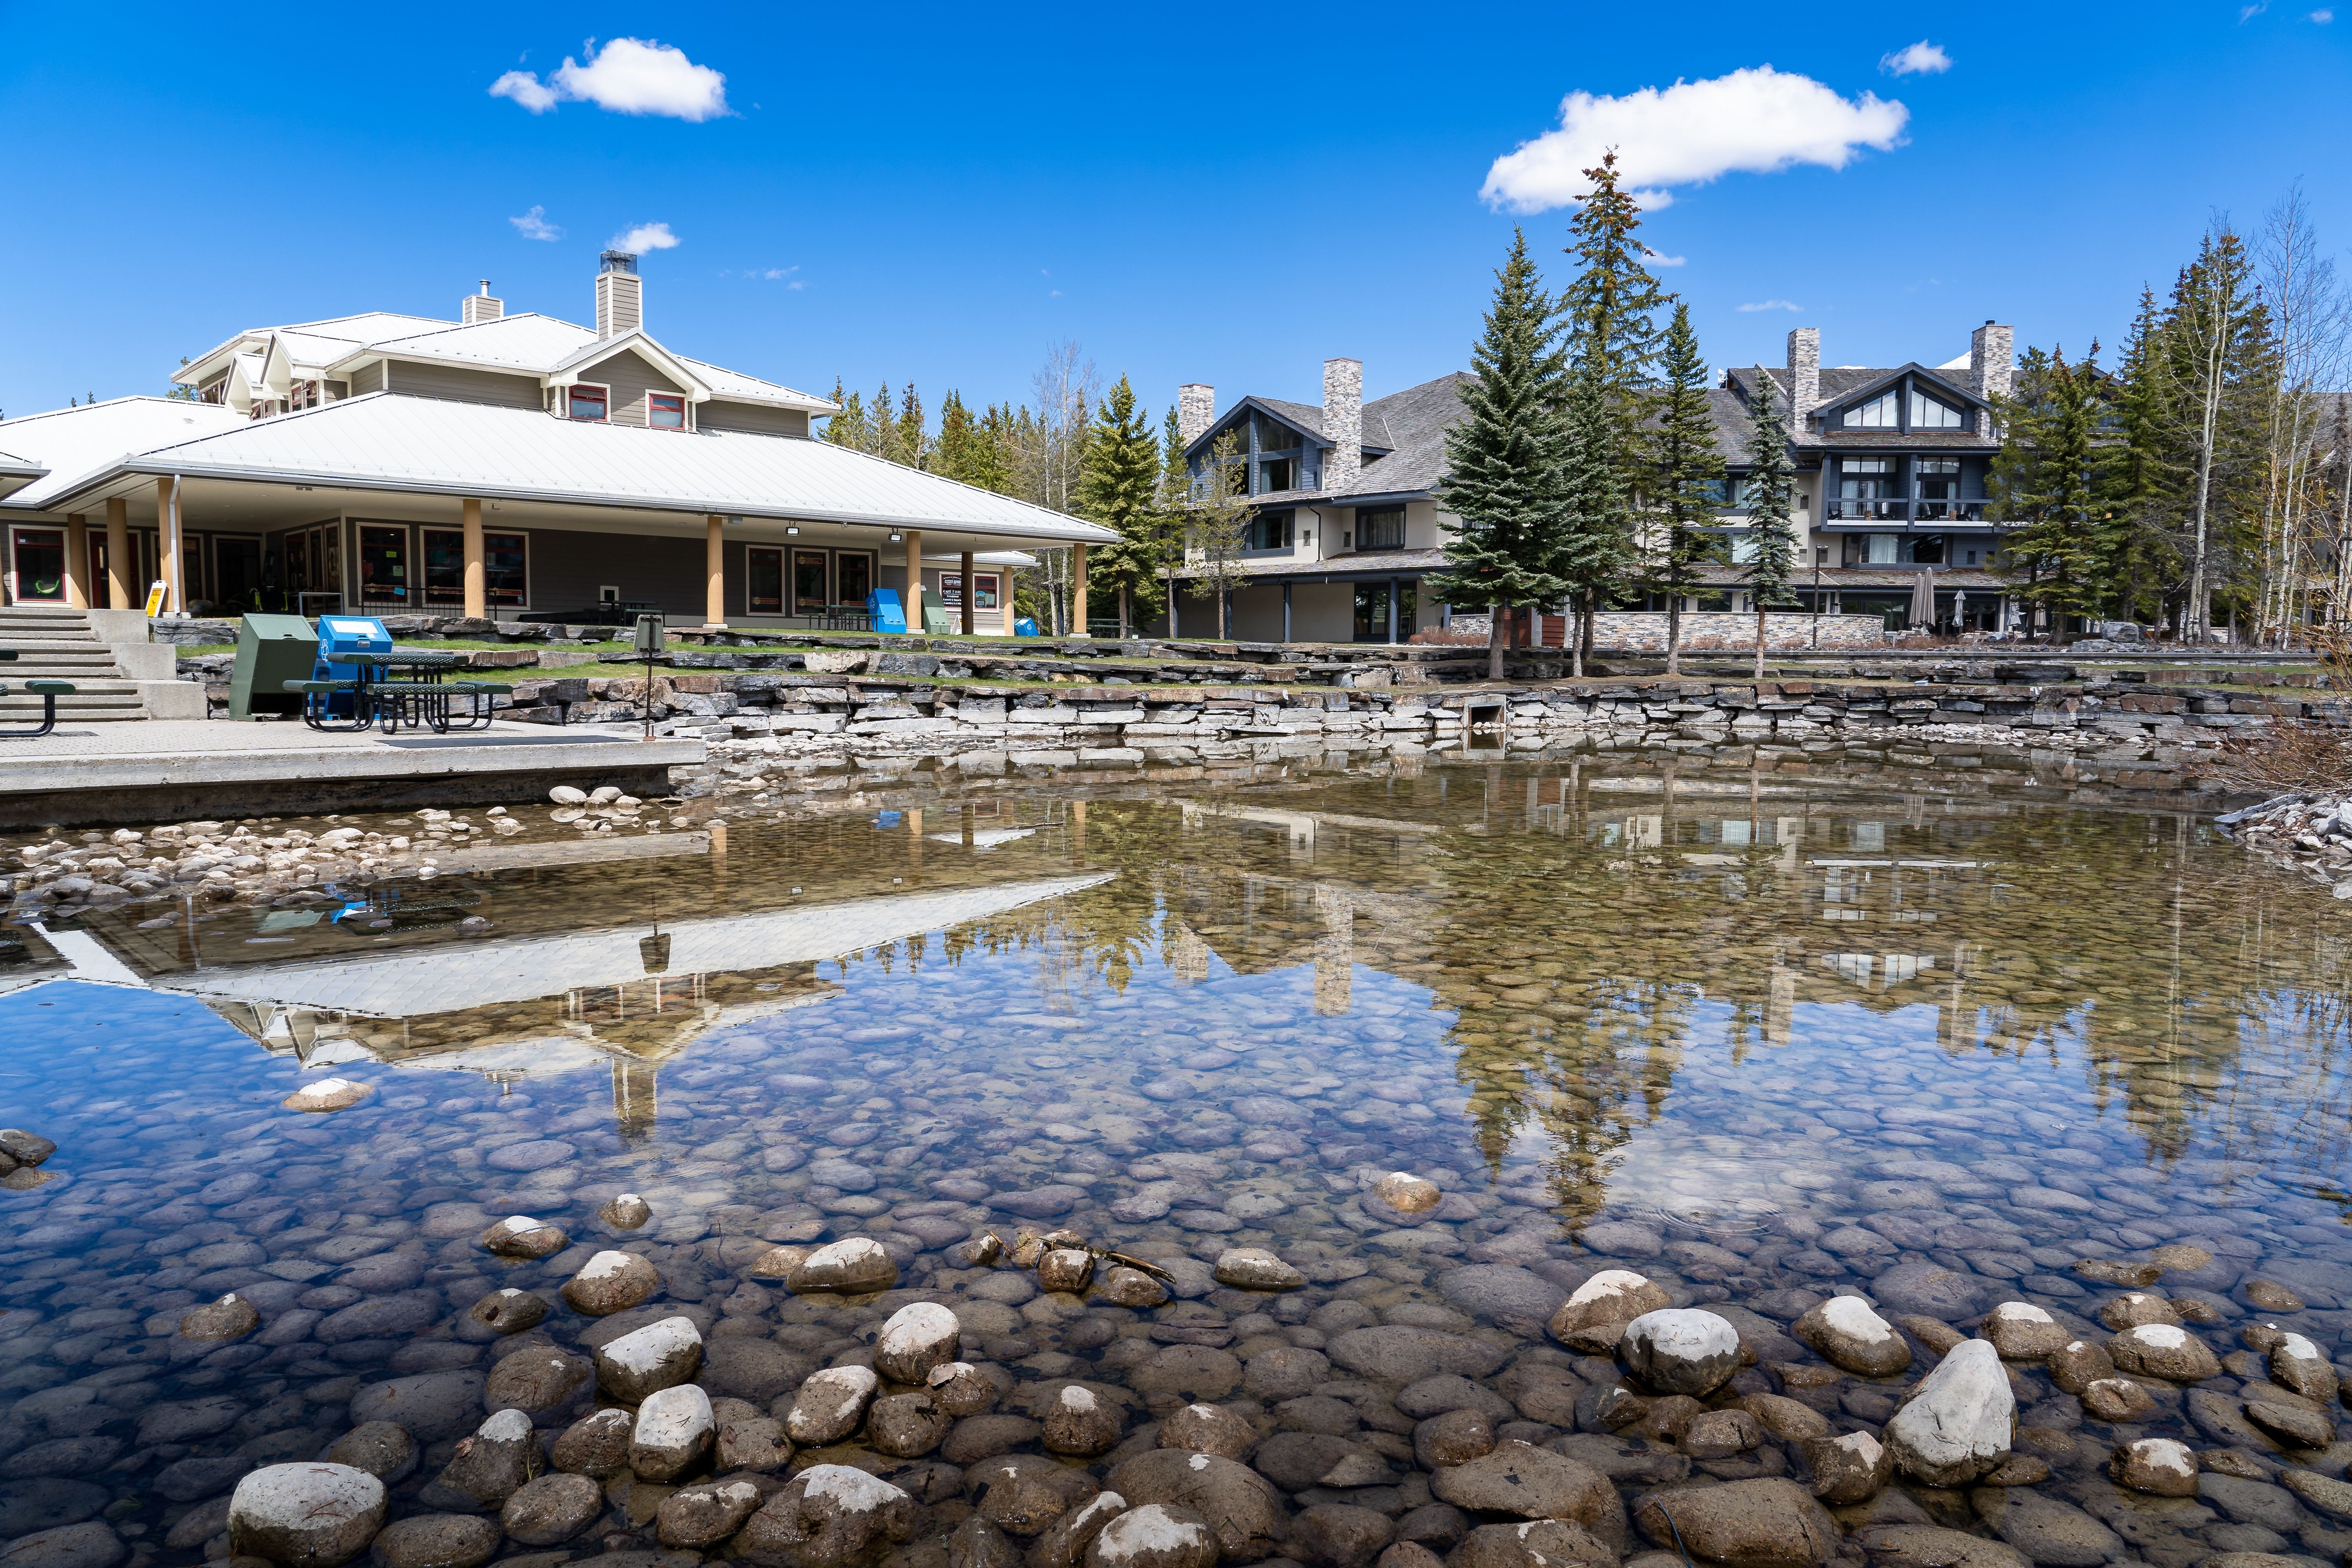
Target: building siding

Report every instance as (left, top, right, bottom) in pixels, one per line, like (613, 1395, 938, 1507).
(523, 526, 707, 616)
(383, 361, 541, 408)
(700, 402, 811, 439)
(348, 362, 386, 396)
(578, 349, 687, 430)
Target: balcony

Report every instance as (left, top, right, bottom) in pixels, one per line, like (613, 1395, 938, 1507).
(1824, 499, 1988, 525)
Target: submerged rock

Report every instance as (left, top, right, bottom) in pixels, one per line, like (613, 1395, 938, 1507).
(1883, 1340, 2013, 1486)
(1620, 1309, 1742, 1396)
(1632, 1477, 1839, 1568)
(178, 1294, 260, 1341)
(466, 1289, 546, 1336)
(499, 1475, 604, 1547)
(561, 1250, 661, 1317)
(1213, 1249, 1305, 1291)
(1793, 1297, 1909, 1378)
(229, 1464, 387, 1568)
(594, 1316, 703, 1402)
(600, 1193, 653, 1229)
(1982, 1303, 2068, 1361)
(2106, 1323, 2220, 1383)
(479, 1216, 568, 1259)
(788, 1237, 899, 1294)
(281, 1078, 370, 1113)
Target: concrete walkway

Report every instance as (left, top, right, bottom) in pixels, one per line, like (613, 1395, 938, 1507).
(0, 720, 705, 826)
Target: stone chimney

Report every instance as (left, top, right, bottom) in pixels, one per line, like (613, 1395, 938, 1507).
(1786, 328, 1820, 427)
(1970, 321, 2014, 404)
(1178, 384, 1215, 447)
(1321, 358, 1362, 493)
(596, 251, 642, 339)
(461, 281, 503, 326)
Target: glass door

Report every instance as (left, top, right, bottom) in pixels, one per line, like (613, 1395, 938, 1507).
(793, 550, 829, 615)
(835, 551, 873, 608)
(748, 547, 784, 615)
(10, 530, 64, 602)
(358, 526, 410, 612)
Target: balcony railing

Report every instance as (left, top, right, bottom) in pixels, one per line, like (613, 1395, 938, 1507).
(1825, 499, 1988, 523)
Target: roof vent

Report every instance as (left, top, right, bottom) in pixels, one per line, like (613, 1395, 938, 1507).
(597, 252, 642, 339)
(462, 280, 503, 326)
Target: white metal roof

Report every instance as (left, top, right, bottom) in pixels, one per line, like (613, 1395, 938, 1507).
(0, 398, 246, 512)
(66, 392, 1117, 543)
(152, 872, 1114, 1016)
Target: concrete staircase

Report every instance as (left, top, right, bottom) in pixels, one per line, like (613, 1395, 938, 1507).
(0, 606, 196, 722)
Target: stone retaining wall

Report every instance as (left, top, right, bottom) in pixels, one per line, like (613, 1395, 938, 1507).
(1578, 611, 1889, 650)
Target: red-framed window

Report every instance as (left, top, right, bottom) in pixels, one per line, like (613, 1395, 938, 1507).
(648, 393, 686, 430)
(568, 384, 609, 422)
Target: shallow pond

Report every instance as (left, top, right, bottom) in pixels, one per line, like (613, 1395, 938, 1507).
(2, 748, 2348, 1568)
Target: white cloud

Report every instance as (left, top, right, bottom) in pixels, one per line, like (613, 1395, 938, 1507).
(610, 223, 681, 253)
(1644, 248, 1687, 267)
(1481, 65, 1909, 213)
(762, 267, 796, 279)
(2312, 9, 2333, 20)
(1737, 299, 1806, 312)
(2241, 2, 2269, 18)
(1880, 41, 1952, 76)
(509, 205, 561, 241)
(489, 38, 729, 121)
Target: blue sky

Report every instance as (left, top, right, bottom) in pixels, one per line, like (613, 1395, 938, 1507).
(5, 2, 2348, 427)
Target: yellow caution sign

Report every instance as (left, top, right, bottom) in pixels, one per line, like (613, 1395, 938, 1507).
(143, 581, 167, 618)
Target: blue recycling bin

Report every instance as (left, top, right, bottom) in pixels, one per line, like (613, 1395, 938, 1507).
(313, 615, 396, 719)
(1014, 617, 1040, 637)
(866, 589, 907, 634)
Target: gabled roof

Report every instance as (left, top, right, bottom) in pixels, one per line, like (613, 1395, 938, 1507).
(1185, 394, 1396, 461)
(31, 392, 1119, 544)
(0, 398, 247, 512)
(545, 331, 714, 401)
(1816, 361, 1988, 415)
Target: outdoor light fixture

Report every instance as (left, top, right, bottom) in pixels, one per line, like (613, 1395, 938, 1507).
(888, 531, 904, 543)
(786, 524, 800, 535)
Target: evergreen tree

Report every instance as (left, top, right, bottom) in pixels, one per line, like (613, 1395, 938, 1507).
(1561, 151, 1671, 523)
(1158, 407, 1192, 635)
(1189, 430, 1255, 638)
(1990, 344, 2112, 642)
(1075, 376, 1169, 635)
(2107, 288, 2177, 628)
(2152, 225, 2274, 639)
(1738, 365, 1798, 679)
(867, 382, 901, 463)
(895, 383, 928, 469)
(824, 379, 868, 449)
(1641, 302, 1726, 675)
(1428, 230, 1573, 680)
(936, 391, 982, 483)
(1557, 320, 1629, 677)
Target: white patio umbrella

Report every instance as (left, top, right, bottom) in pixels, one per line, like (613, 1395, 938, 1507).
(1951, 588, 1967, 629)
(1908, 567, 1938, 629)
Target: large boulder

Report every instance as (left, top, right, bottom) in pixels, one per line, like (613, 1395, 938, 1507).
(228, 1465, 387, 1568)
(1090, 1504, 1223, 1568)
(1632, 1479, 1840, 1568)
(1446, 1522, 1616, 1568)
(1619, 1310, 1741, 1397)
(594, 1316, 703, 1403)
(874, 1303, 962, 1385)
(561, 1251, 660, 1317)
(1111, 1449, 1290, 1561)
(631, 1384, 715, 1482)
(1981, 1303, 2067, 1361)
(739, 1465, 918, 1568)
(2105, 1324, 2220, 1383)
(1882, 1340, 2014, 1486)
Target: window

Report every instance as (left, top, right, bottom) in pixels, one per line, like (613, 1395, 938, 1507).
(10, 530, 64, 602)
(1916, 456, 1961, 519)
(422, 530, 528, 607)
(289, 381, 320, 410)
(1904, 535, 1946, 564)
(649, 393, 686, 430)
(1258, 457, 1294, 494)
(1245, 511, 1293, 552)
(1352, 581, 1417, 642)
(1909, 390, 1964, 428)
(748, 547, 785, 614)
(1357, 507, 1405, 550)
(941, 573, 1000, 609)
(1846, 390, 1898, 427)
(1257, 416, 1299, 451)
(1846, 534, 1900, 565)
(836, 551, 874, 606)
(568, 384, 608, 422)
(794, 550, 831, 612)
(358, 526, 410, 610)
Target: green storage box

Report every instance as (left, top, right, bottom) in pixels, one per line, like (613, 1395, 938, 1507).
(229, 614, 319, 720)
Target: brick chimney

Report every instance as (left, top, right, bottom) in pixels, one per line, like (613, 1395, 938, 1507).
(461, 280, 503, 326)
(1178, 384, 1215, 447)
(1321, 358, 1362, 493)
(1970, 321, 2014, 404)
(596, 251, 642, 339)
(1786, 328, 1820, 426)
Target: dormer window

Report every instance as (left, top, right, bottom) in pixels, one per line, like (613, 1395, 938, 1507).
(649, 393, 686, 430)
(1846, 390, 1898, 428)
(568, 384, 609, 422)
(1909, 390, 1964, 428)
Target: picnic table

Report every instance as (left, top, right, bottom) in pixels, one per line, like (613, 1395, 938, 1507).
(287, 649, 510, 735)
(0, 648, 75, 740)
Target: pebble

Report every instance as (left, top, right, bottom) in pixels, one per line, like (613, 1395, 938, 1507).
(478, 1216, 568, 1259)
(1430, 1442, 1620, 1532)
(1043, 1384, 1123, 1457)
(1372, 1173, 1442, 1215)
(2243, 1279, 2307, 1311)
(2080, 1378, 2158, 1422)
(868, 1391, 951, 1458)
(1632, 1477, 1839, 1568)
(466, 1289, 547, 1336)
(1158, 1403, 1258, 1460)
(281, 1078, 371, 1112)
(324, 1424, 415, 1484)
(483, 1348, 591, 1413)
(0, 1525, 123, 1568)
(926, 1362, 999, 1417)
(2111, 1438, 2200, 1496)
(2099, 1291, 2182, 1330)
(2270, 1332, 2339, 1402)
(1211, 1248, 1305, 1290)
(228, 1464, 387, 1568)
(600, 1193, 653, 1229)
(1040, 1248, 1097, 1292)
(367, 1515, 500, 1568)
(550, 1409, 635, 1476)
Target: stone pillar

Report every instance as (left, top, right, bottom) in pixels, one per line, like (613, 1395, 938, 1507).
(105, 498, 130, 611)
(1786, 328, 1820, 426)
(1322, 359, 1362, 492)
(902, 529, 922, 630)
(1178, 384, 1216, 446)
(960, 550, 975, 636)
(157, 476, 181, 614)
(461, 497, 486, 619)
(705, 515, 726, 628)
(1071, 543, 1088, 637)
(63, 515, 87, 609)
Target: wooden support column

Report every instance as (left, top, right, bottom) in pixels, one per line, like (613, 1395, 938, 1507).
(902, 530, 923, 630)
(960, 550, 975, 636)
(705, 515, 726, 628)
(1071, 543, 1089, 637)
(63, 515, 88, 608)
(105, 498, 130, 611)
(461, 498, 486, 619)
(156, 476, 181, 614)
(1003, 568, 1017, 635)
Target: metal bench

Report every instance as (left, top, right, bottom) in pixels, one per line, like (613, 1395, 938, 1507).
(0, 680, 78, 740)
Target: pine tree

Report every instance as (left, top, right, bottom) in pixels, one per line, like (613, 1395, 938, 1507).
(1738, 365, 1798, 678)
(1561, 151, 1671, 520)
(895, 383, 928, 469)
(1075, 376, 1169, 635)
(867, 382, 901, 464)
(824, 379, 868, 449)
(1159, 407, 1192, 635)
(936, 391, 981, 483)
(1991, 344, 2112, 641)
(1556, 320, 1628, 677)
(1428, 230, 1572, 680)
(1642, 302, 1727, 675)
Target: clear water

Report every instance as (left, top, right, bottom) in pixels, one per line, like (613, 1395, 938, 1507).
(2, 748, 2348, 1565)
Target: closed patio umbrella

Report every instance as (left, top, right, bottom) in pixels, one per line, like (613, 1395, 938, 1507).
(1908, 567, 1937, 629)
(1951, 588, 1967, 630)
